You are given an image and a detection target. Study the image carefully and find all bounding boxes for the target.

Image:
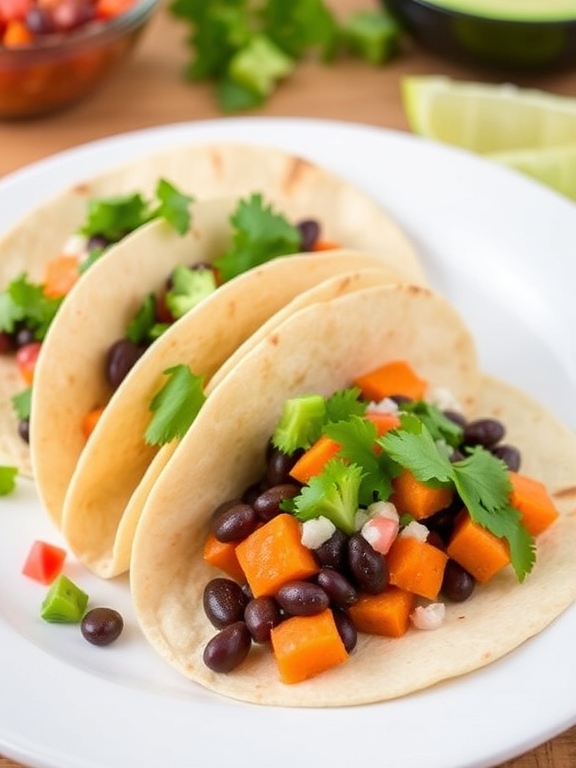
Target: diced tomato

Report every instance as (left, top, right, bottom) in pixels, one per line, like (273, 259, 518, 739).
(361, 515, 399, 555)
(95, 0, 135, 19)
(15, 341, 42, 385)
(155, 291, 175, 324)
(22, 540, 66, 584)
(0, 0, 32, 22)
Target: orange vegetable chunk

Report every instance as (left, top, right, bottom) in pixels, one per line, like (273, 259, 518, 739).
(446, 511, 510, 584)
(391, 468, 454, 520)
(43, 255, 80, 298)
(509, 471, 559, 537)
(311, 239, 339, 252)
(354, 360, 428, 402)
(364, 411, 401, 436)
(270, 609, 348, 683)
(235, 513, 319, 598)
(289, 435, 341, 484)
(203, 532, 246, 583)
(387, 535, 448, 600)
(348, 586, 414, 637)
(81, 406, 105, 439)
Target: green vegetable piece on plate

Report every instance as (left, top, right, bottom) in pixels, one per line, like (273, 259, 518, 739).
(0, 466, 18, 496)
(165, 265, 218, 320)
(272, 394, 327, 454)
(41, 575, 89, 623)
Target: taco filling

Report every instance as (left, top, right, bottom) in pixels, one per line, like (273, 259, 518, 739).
(199, 360, 558, 683)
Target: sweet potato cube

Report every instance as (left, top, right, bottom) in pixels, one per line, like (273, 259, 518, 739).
(509, 471, 560, 537)
(289, 435, 341, 484)
(391, 468, 454, 520)
(203, 531, 246, 583)
(354, 360, 428, 402)
(348, 587, 414, 638)
(446, 511, 510, 584)
(387, 535, 448, 600)
(235, 513, 319, 598)
(270, 609, 348, 683)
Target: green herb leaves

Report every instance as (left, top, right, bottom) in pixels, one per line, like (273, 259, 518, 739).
(0, 465, 18, 496)
(170, 0, 402, 111)
(214, 194, 302, 282)
(145, 365, 206, 446)
(0, 275, 63, 339)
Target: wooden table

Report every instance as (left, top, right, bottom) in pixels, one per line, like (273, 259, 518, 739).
(1, 1, 575, 766)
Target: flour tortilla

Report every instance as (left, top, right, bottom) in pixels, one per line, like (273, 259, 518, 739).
(1, 141, 423, 477)
(60, 261, 404, 578)
(129, 283, 571, 708)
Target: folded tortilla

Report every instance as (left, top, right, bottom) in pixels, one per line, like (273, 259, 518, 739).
(128, 283, 576, 707)
(1, 142, 424, 478)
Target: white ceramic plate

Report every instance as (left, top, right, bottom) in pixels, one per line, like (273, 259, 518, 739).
(1, 118, 575, 768)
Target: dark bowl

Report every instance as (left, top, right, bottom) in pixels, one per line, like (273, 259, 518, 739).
(384, 0, 576, 71)
(0, 0, 159, 120)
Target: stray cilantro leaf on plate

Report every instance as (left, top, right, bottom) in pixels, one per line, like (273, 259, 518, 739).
(145, 365, 206, 446)
(214, 193, 302, 282)
(0, 465, 18, 496)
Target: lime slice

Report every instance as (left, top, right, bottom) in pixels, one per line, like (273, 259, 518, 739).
(489, 144, 576, 201)
(402, 76, 576, 154)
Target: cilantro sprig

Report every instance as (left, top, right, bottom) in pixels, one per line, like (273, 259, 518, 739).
(145, 365, 206, 446)
(170, 0, 402, 111)
(0, 275, 63, 339)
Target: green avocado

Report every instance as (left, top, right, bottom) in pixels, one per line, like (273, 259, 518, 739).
(423, 0, 576, 22)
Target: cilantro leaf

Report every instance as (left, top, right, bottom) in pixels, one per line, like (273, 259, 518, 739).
(151, 179, 194, 235)
(325, 387, 366, 423)
(286, 458, 363, 535)
(12, 386, 32, 421)
(325, 416, 396, 505)
(0, 275, 63, 339)
(126, 294, 157, 345)
(0, 466, 18, 496)
(401, 400, 463, 447)
(145, 365, 206, 446)
(80, 193, 151, 241)
(262, 0, 340, 61)
(379, 413, 454, 487)
(214, 193, 302, 282)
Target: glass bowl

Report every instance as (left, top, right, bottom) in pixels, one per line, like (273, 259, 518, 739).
(384, 0, 576, 71)
(0, 0, 159, 119)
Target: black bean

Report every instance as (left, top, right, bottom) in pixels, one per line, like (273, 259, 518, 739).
(242, 482, 266, 505)
(15, 327, 36, 348)
(275, 581, 329, 616)
(81, 607, 124, 646)
(491, 444, 521, 472)
(203, 622, 251, 673)
(106, 339, 144, 389)
(316, 568, 358, 608)
(441, 559, 475, 602)
(211, 503, 258, 543)
(333, 609, 358, 653)
(252, 483, 301, 522)
(244, 596, 282, 643)
(296, 219, 320, 251)
(443, 409, 467, 428)
(203, 578, 248, 629)
(463, 418, 505, 448)
(210, 497, 243, 524)
(87, 234, 113, 251)
(313, 528, 349, 570)
(18, 418, 30, 444)
(266, 445, 301, 486)
(348, 533, 388, 594)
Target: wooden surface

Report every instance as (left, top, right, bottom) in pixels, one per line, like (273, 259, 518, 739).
(1, 0, 576, 766)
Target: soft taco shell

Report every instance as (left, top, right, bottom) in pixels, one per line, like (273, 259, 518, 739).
(60, 260, 404, 578)
(1, 142, 423, 477)
(127, 283, 556, 707)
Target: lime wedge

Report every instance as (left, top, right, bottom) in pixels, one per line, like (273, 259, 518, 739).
(402, 76, 576, 154)
(489, 144, 576, 201)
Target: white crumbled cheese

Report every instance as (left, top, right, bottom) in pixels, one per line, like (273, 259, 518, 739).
(361, 522, 381, 549)
(399, 519, 429, 542)
(61, 234, 88, 258)
(410, 603, 446, 631)
(301, 516, 336, 549)
(354, 509, 370, 531)
(427, 386, 462, 413)
(367, 500, 399, 523)
(367, 397, 399, 415)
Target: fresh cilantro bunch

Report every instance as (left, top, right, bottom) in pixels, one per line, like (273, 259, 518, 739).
(170, 0, 402, 111)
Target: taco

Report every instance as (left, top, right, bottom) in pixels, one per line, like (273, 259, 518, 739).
(58, 257, 405, 578)
(125, 282, 576, 706)
(0, 142, 422, 478)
